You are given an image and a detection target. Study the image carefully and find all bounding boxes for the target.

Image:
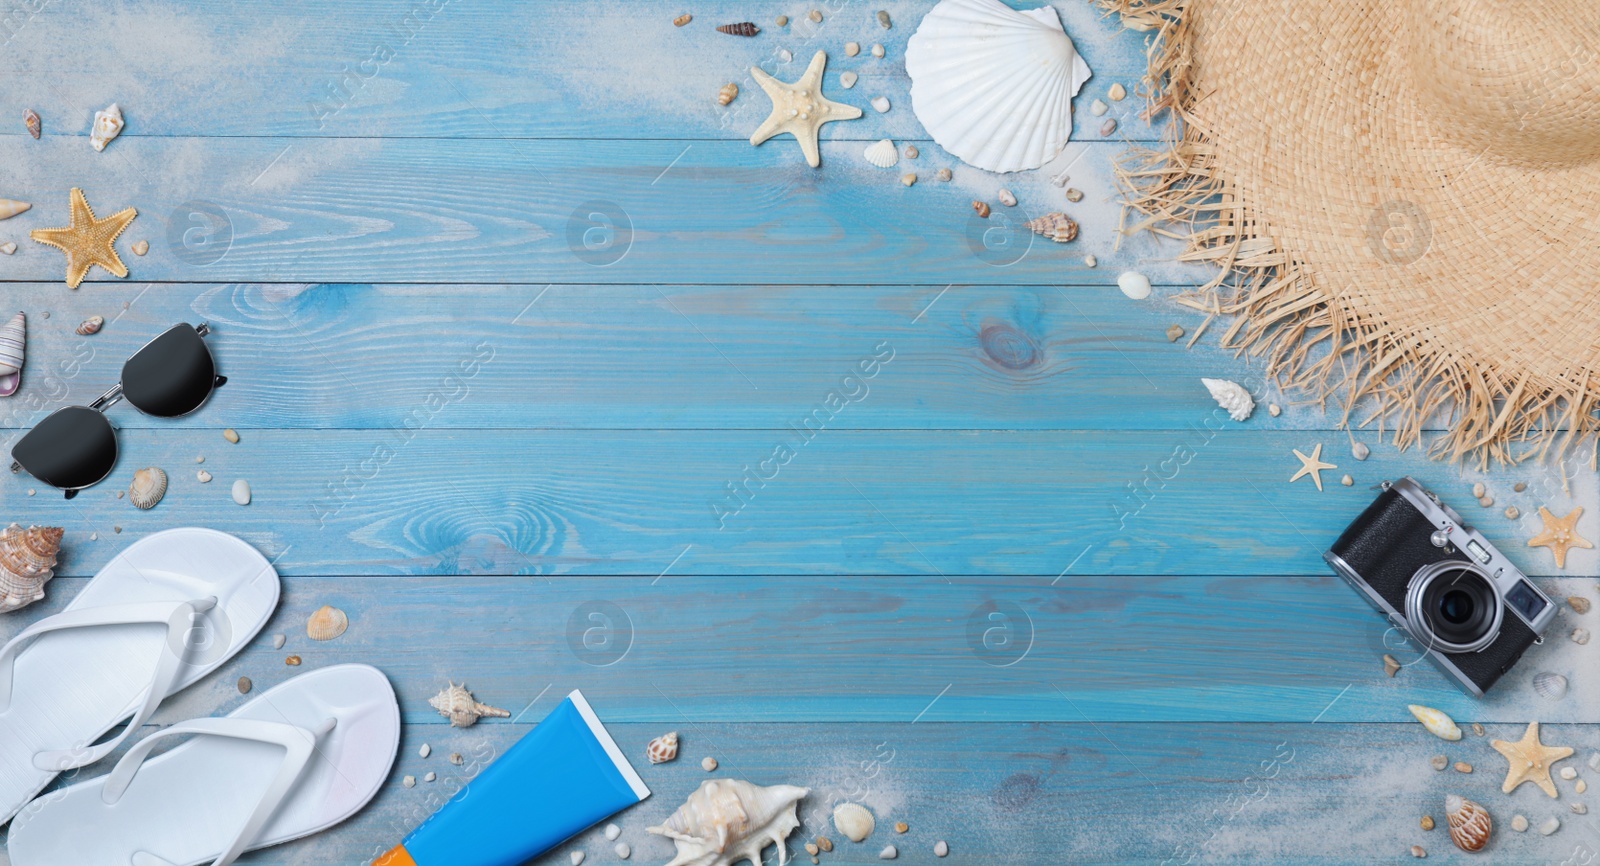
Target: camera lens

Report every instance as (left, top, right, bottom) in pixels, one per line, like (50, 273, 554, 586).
(1404, 562, 1503, 654)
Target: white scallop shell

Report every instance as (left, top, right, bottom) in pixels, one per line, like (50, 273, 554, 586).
(1201, 378, 1255, 422)
(1534, 671, 1569, 701)
(648, 779, 809, 866)
(834, 802, 876, 842)
(90, 103, 123, 152)
(1408, 704, 1462, 741)
(863, 139, 899, 168)
(904, 0, 1092, 173)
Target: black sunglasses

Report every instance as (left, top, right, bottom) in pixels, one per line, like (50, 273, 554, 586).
(10, 323, 225, 497)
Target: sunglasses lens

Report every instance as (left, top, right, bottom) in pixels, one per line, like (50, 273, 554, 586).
(122, 324, 216, 417)
(12, 406, 117, 489)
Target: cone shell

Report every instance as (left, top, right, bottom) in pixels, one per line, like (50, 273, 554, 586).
(647, 731, 680, 764)
(1409, 704, 1463, 741)
(0, 524, 62, 613)
(1024, 212, 1078, 243)
(648, 779, 810, 866)
(863, 139, 900, 168)
(904, 0, 1092, 173)
(90, 103, 123, 152)
(716, 22, 759, 36)
(1446, 794, 1492, 852)
(75, 316, 105, 336)
(0, 199, 31, 220)
(306, 604, 349, 641)
(0, 313, 24, 396)
(129, 467, 168, 509)
(23, 109, 39, 139)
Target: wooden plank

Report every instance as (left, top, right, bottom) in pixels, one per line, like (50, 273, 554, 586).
(7, 571, 1592, 726)
(5, 429, 1589, 581)
(28, 720, 1599, 864)
(0, 281, 1289, 432)
(0, 136, 1200, 287)
(11, 0, 1161, 142)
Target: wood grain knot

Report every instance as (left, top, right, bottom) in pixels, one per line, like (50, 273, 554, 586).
(979, 324, 1040, 370)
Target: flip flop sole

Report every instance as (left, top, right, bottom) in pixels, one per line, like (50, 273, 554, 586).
(0, 528, 279, 822)
(7, 665, 401, 866)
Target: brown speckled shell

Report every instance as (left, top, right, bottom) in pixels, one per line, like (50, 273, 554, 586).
(647, 731, 679, 763)
(1025, 212, 1079, 244)
(0, 524, 63, 613)
(1447, 794, 1492, 852)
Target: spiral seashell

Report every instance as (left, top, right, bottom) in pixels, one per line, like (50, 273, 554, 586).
(0, 524, 63, 613)
(647, 730, 680, 763)
(75, 315, 104, 336)
(649, 779, 810, 866)
(1534, 671, 1569, 701)
(1409, 704, 1462, 741)
(428, 682, 510, 727)
(129, 467, 168, 509)
(1201, 378, 1256, 422)
(1024, 212, 1078, 243)
(0, 312, 23, 397)
(863, 139, 899, 168)
(716, 22, 759, 36)
(90, 103, 123, 152)
(1446, 794, 1492, 852)
(306, 604, 349, 641)
(717, 83, 739, 106)
(23, 109, 39, 140)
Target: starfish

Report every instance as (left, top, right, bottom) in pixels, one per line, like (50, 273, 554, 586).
(1528, 505, 1592, 569)
(748, 50, 862, 168)
(29, 188, 137, 289)
(1491, 721, 1573, 797)
(1289, 443, 1337, 491)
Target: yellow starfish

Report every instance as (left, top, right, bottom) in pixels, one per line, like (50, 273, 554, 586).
(748, 50, 862, 168)
(1490, 721, 1573, 797)
(1528, 505, 1592, 569)
(29, 188, 137, 289)
(1289, 443, 1337, 491)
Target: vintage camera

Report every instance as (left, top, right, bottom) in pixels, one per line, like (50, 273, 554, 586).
(1325, 476, 1555, 696)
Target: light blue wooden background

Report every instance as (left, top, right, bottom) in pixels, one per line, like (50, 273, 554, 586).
(2, 1, 1598, 864)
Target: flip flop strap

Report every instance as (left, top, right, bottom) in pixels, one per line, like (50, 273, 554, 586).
(109, 716, 337, 866)
(0, 597, 218, 771)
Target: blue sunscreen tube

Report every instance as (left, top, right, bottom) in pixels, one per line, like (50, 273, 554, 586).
(376, 690, 649, 866)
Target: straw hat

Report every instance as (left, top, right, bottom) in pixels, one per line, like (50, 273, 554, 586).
(1103, 0, 1600, 464)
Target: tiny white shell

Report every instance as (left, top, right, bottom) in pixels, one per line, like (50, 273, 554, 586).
(605, 824, 621, 841)
(997, 188, 1017, 207)
(196, 469, 212, 483)
(1109, 82, 1127, 101)
(423, 771, 436, 782)
(403, 775, 416, 788)
(1116, 271, 1152, 300)
(1541, 817, 1561, 836)
(1201, 378, 1255, 422)
(1408, 704, 1462, 741)
(1090, 99, 1109, 116)
(1560, 766, 1578, 780)
(272, 633, 286, 649)
(934, 840, 949, 857)
(1352, 441, 1370, 460)
(871, 43, 884, 57)
(1534, 672, 1569, 701)
(419, 743, 431, 758)
(840, 71, 858, 89)
(834, 802, 875, 842)
(614, 844, 630, 860)
(880, 845, 898, 859)
(863, 139, 899, 168)
(1575, 628, 1591, 645)
(871, 96, 891, 113)
(0, 243, 15, 255)
(232, 479, 251, 505)
(571, 852, 586, 866)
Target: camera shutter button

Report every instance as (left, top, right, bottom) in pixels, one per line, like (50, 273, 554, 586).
(1430, 529, 1452, 548)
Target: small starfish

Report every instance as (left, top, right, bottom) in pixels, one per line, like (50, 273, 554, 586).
(1528, 505, 1592, 569)
(1490, 721, 1573, 797)
(1289, 443, 1337, 491)
(29, 188, 136, 289)
(748, 50, 862, 168)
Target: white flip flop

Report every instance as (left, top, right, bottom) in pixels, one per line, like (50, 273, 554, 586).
(0, 527, 278, 823)
(8, 664, 400, 866)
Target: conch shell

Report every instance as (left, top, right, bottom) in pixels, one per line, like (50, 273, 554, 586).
(90, 103, 123, 152)
(648, 779, 810, 866)
(1201, 378, 1255, 422)
(0, 524, 63, 613)
(1446, 794, 1492, 852)
(428, 682, 510, 727)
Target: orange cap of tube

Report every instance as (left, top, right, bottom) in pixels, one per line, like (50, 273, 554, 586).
(374, 845, 418, 866)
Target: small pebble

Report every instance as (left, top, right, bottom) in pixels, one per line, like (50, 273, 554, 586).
(1454, 761, 1472, 773)
(232, 479, 251, 505)
(702, 756, 718, 771)
(1165, 325, 1185, 342)
(806, 844, 819, 856)
(1109, 82, 1127, 101)
(1100, 118, 1118, 136)
(117, 490, 125, 499)
(879, 845, 897, 859)
(1472, 482, 1486, 498)
(936, 168, 952, 182)
(572, 852, 586, 866)
(1541, 817, 1561, 836)
(238, 676, 252, 694)
(114, 526, 122, 533)
(1082, 254, 1096, 268)
(1065, 187, 1084, 202)
(1116, 270, 1152, 300)
(809, 9, 822, 22)
(894, 822, 908, 834)
(1384, 654, 1400, 677)
(840, 71, 858, 89)
(1410, 846, 1425, 858)
(1472, 722, 1485, 737)
(1341, 474, 1354, 487)
(1352, 441, 1370, 460)
(997, 189, 1016, 207)
(420, 743, 431, 758)
(273, 633, 286, 649)
(1269, 404, 1282, 417)
(904, 145, 918, 159)
(614, 842, 631, 859)
(1430, 755, 1448, 771)
(1575, 803, 1588, 815)
(606, 824, 621, 841)
(223, 428, 240, 443)
(673, 13, 691, 26)
(871, 96, 890, 113)
(286, 655, 301, 665)
(1479, 495, 1494, 507)
(451, 752, 464, 765)
(1512, 814, 1528, 831)
(132, 240, 148, 256)
(871, 43, 884, 57)
(1575, 628, 1591, 645)
(817, 837, 834, 852)
(1570, 596, 1591, 614)
(845, 42, 860, 56)
(1090, 99, 1108, 116)
(1580, 779, 1589, 794)
(777, 15, 788, 26)
(877, 10, 891, 28)
(39, 312, 47, 319)
(403, 775, 416, 788)
(1420, 815, 1434, 831)
(1515, 482, 1528, 492)
(0, 243, 14, 255)
(26, 489, 34, 497)
(900, 173, 916, 187)
(196, 455, 206, 464)
(424, 771, 436, 782)
(89, 533, 97, 541)
(1562, 767, 1578, 780)
(972, 201, 990, 219)
(778, 48, 792, 62)
(1506, 506, 1520, 519)
(197, 470, 212, 483)
(934, 841, 949, 858)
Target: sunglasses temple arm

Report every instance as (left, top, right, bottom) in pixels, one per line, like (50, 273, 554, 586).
(89, 384, 123, 412)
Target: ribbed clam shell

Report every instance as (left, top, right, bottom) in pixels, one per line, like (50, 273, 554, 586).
(0, 524, 63, 613)
(306, 604, 349, 640)
(129, 467, 168, 509)
(1534, 671, 1569, 700)
(863, 139, 899, 168)
(904, 0, 1092, 173)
